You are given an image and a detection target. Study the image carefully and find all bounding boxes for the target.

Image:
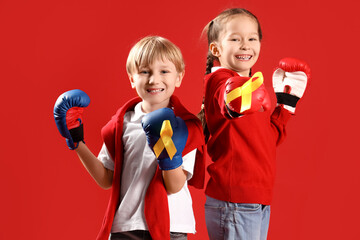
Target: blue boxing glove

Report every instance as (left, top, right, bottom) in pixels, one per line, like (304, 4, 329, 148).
(53, 89, 90, 150)
(142, 108, 188, 171)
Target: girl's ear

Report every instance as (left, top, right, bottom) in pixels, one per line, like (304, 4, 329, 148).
(210, 42, 221, 57)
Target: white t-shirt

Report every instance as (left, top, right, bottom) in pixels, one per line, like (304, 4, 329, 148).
(98, 102, 196, 234)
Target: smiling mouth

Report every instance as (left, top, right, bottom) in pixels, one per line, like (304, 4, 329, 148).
(235, 55, 252, 60)
(147, 88, 164, 93)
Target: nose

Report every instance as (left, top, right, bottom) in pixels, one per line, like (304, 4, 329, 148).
(240, 41, 250, 50)
(148, 73, 160, 85)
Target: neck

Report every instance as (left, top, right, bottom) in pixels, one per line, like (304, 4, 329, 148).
(141, 100, 171, 113)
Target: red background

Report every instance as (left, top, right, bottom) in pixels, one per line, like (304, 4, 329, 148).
(1, 0, 359, 239)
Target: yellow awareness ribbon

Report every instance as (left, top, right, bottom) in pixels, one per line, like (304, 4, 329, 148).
(225, 72, 264, 113)
(153, 120, 177, 160)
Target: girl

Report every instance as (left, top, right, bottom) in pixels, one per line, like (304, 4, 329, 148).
(198, 8, 310, 240)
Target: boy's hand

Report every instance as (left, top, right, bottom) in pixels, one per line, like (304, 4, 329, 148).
(224, 72, 271, 118)
(53, 89, 90, 150)
(272, 58, 311, 114)
(142, 108, 188, 171)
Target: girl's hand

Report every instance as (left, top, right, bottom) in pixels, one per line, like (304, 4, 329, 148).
(224, 72, 271, 118)
(272, 58, 311, 114)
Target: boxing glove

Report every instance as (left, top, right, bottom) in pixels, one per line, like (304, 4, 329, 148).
(53, 89, 90, 150)
(142, 108, 188, 171)
(272, 58, 311, 113)
(224, 72, 271, 118)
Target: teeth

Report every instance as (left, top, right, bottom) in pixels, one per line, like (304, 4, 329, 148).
(147, 89, 164, 93)
(236, 55, 251, 60)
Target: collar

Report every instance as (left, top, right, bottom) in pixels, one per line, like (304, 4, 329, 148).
(131, 102, 147, 122)
(211, 66, 244, 76)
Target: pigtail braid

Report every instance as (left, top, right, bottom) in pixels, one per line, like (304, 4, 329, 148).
(205, 51, 215, 75)
(197, 97, 210, 143)
(200, 50, 216, 142)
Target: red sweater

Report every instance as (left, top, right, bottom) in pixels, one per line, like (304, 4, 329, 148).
(204, 68, 291, 205)
(96, 96, 205, 240)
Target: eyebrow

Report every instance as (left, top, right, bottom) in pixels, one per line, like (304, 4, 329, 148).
(229, 32, 259, 36)
(158, 65, 173, 68)
(138, 64, 173, 69)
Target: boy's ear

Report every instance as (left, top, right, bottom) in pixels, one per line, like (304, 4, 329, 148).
(128, 73, 136, 89)
(210, 42, 221, 57)
(175, 70, 185, 87)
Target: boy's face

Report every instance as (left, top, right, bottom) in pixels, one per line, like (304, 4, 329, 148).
(129, 58, 184, 113)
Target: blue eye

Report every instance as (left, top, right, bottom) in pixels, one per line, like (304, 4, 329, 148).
(140, 70, 149, 74)
(161, 70, 169, 74)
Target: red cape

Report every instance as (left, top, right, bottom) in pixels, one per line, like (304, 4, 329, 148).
(96, 96, 205, 240)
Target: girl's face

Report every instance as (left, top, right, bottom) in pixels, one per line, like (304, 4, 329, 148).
(211, 15, 261, 76)
(128, 58, 184, 113)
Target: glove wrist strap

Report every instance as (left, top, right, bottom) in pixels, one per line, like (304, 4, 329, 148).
(225, 102, 244, 118)
(275, 93, 300, 107)
(69, 124, 84, 143)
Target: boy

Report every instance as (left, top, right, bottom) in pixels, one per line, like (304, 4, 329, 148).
(54, 36, 205, 240)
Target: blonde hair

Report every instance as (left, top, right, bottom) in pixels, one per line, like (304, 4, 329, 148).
(126, 36, 185, 75)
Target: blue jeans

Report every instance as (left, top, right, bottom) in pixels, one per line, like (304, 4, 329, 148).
(205, 196, 270, 240)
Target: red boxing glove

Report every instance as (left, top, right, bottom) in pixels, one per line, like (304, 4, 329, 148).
(66, 107, 84, 129)
(278, 58, 311, 79)
(224, 72, 271, 118)
(273, 58, 310, 113)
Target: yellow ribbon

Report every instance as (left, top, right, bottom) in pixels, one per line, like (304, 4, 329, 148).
(225, 72, 264, 113)
(153, 120, 177, 160)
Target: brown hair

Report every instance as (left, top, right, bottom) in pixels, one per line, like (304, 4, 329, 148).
(198, 8, 263, 142)
(126, 36, 185, 75)
(204, 8, 262, 75)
